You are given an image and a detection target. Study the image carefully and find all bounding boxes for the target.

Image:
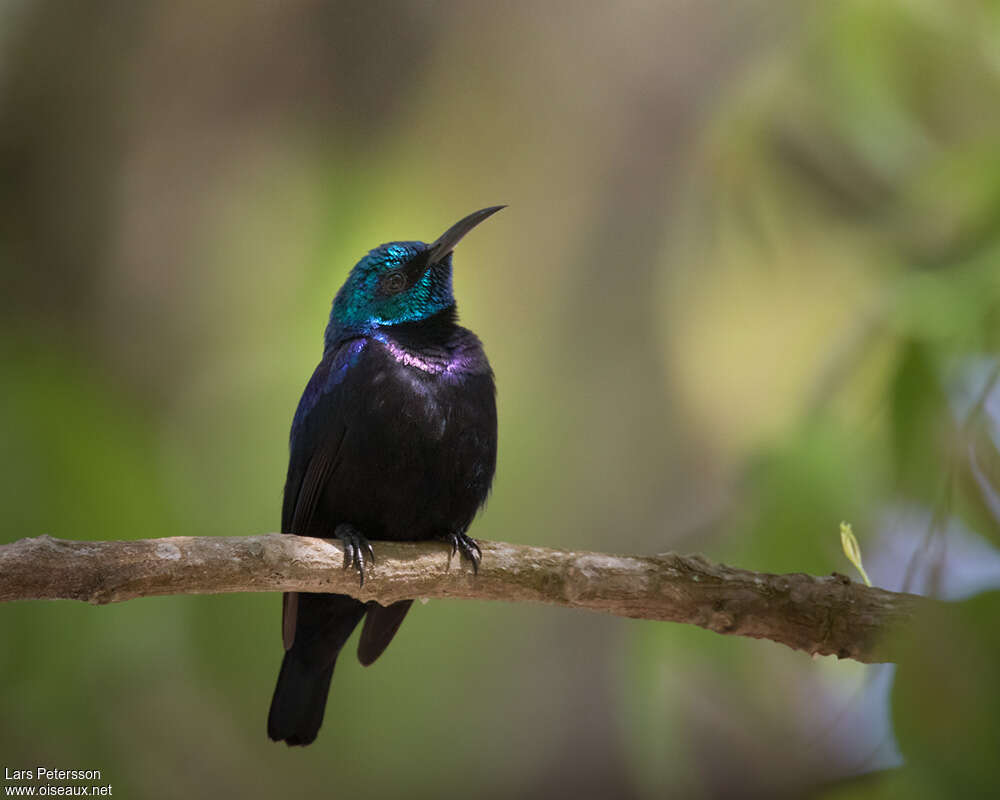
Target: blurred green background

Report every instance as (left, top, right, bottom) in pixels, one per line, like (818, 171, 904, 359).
(2, 1, 1000, 798)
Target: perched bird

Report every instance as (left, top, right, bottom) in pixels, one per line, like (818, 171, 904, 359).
(267, 207, 502, 746)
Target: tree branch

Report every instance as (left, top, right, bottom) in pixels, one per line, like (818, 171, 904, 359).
(0, 534, 925, 663)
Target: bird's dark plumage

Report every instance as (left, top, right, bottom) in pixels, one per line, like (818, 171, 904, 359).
(267, 208, 501, 746)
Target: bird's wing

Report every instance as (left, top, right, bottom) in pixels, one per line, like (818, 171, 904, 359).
(280, 439, 344, 650)
(357, 600, 414, 666)
(280, 341, 360, 650)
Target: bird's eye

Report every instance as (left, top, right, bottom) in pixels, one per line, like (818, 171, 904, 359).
(382, 271, 407, 295)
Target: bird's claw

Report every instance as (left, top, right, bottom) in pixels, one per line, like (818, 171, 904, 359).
(444, 532, 482, 574)
(335, 524, 375, 587)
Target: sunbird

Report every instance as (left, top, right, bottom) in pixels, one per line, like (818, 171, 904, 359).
(268, 207, 502, 746)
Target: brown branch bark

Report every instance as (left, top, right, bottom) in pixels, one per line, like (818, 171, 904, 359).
(0, 534, 925, 663)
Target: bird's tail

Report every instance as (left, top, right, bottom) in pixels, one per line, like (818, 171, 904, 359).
(267, 649, 336, 746)
(267, 593, 367, 746)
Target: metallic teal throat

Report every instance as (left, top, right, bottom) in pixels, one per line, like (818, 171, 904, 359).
(324, 242, 454, 348)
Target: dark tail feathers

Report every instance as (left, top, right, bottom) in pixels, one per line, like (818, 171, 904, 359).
(267, 594, 413, 745)
(267, 649, 335, 746)
(267, 593, 367, 746)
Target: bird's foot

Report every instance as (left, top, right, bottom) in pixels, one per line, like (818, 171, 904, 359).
(443, 531, 482, 574)
(335, 523, 375, 587)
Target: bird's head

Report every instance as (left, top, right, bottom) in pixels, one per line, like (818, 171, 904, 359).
(326, 206, 503, 347)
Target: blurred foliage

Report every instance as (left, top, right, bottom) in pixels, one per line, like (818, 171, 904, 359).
(1, 1, 999, 799)
(891, 590, 1000, 797)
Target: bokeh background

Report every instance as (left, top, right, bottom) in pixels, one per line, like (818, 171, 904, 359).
(2, 1, 1000, 798)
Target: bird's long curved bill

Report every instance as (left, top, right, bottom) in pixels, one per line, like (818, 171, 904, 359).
(426, 205, 505, 264)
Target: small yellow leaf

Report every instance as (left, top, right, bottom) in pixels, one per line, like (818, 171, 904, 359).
(840, 521, 872, 587)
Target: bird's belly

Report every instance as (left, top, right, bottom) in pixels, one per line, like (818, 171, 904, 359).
(320, 368, 495, 542)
